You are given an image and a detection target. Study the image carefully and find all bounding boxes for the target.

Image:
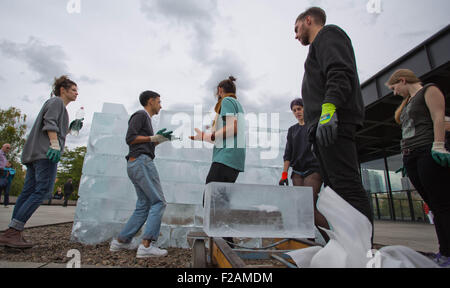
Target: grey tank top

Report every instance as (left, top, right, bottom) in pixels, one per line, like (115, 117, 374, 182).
(400, 84, 436, 150)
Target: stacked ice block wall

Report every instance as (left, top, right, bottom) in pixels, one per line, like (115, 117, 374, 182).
(71, 103, 298, 248)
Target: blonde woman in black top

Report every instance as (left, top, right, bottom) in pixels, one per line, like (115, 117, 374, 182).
(387, 69, 450, 267)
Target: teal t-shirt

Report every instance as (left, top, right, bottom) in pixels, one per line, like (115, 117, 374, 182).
(212, 97, 246, 172)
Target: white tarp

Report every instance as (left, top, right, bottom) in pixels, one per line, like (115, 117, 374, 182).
(286, 187, 439, 268)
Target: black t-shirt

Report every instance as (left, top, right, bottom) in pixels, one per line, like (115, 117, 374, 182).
(283, 123, 320, 173)
(125, 110, 155, 161)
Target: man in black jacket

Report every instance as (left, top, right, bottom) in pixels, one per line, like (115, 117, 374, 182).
(294, 7, 373, 227)
(63, 179, 74, 207)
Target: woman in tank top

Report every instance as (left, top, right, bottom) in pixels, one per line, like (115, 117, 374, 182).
(386, 69, 450, 267)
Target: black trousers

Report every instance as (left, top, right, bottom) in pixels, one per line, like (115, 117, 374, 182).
(310, 123, 374, 226)
(204, 162, 240, 206)
(205, 162, 240, 185)
(404, 144, 450, 256)
(0, 184, 9, 206)
(63, 193, 72, 207)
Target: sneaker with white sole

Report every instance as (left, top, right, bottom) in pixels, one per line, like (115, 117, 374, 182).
(110, 239, 135, 252)
(136, 244, 168, 258)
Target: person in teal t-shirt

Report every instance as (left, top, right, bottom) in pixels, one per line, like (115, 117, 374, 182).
(190, 76, 246, 246)
(190, 76, 246, 178)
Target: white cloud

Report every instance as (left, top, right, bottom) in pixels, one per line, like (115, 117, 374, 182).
(0, 37, 68, 84)
(140, 0, 218, 62)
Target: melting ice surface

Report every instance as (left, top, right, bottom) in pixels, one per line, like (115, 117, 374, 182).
(71, 103, 314, 248)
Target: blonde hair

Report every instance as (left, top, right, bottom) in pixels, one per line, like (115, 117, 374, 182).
(388, 69, 423, 125)
(385, 69, 421, 87)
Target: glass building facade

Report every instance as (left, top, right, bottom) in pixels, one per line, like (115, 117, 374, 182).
(360, 154, 429, 223)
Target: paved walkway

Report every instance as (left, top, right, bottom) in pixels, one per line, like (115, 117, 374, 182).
(0, 205, 440, 268)
(373, 221, 438, 253)
(0, 205, 76, 231)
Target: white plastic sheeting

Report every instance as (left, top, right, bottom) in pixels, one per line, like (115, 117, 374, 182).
(286, 187, 439, 268)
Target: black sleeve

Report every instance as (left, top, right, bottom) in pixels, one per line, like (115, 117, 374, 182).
(283, 127, 293, 162)
(315, 28, 356, 108)
(126, 113, 145, 145)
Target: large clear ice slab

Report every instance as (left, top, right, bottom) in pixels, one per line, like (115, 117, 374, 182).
(203, 182, 314, 238)
(72, 103, 302, 247)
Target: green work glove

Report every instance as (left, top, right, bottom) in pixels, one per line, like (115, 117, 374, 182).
(395, 167, 407, 177)
(156, 128, 174, 140)
(431, 142, 450, 167)
(46, 139, 61, 163)
(69, 118, 84, 132)
(150, 128, 174, 143)
(316, 103, 338, 147)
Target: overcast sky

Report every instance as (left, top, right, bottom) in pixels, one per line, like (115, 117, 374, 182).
(1, 0, 449, 148)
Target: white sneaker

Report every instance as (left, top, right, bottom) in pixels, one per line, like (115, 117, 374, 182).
(136, 244, 168, 258)
(110, 239, 134, 252)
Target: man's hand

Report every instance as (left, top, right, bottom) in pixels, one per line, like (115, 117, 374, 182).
(431, 142, 450, 167)
(46, 139, 61, 163)
(279, 172, 289, 186)
(151, 129, 173, 144)
(156, 128, 173, 139)
(316, 103, 338, 147)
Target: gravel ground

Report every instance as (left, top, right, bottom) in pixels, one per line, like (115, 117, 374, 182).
(0, 223, 192, 268)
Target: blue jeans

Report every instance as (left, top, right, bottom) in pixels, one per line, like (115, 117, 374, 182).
(10, 159, 58, 231)
(118, 154, 166, 243)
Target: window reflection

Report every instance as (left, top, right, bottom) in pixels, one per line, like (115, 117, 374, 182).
(361, 158, 387, 193)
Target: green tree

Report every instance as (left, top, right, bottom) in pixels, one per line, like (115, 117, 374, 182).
(0, 107, 27, 196)
(0, 107, 27, 163)
(55, 146, 86, 200)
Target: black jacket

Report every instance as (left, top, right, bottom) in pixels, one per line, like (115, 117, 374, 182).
(301, 25, 364, 129)
(64, 182, 74, 196)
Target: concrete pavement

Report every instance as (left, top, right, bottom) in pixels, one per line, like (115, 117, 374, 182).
(0, 205, 76, 231)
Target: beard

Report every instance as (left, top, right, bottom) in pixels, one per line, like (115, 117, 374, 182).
(300, 30, 310, 46)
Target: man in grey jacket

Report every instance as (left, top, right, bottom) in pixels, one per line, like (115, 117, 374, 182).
(0, 76, 79, 249)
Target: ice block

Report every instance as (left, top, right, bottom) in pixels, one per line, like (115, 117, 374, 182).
(203, 182, 314, 238)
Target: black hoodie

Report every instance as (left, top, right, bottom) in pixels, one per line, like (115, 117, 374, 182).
(301, 25, 364, 129)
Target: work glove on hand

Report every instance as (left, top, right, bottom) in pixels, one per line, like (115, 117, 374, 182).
(279, 172, 289, 186)
(69, 118, 84, 132)
(151, 128, 173, 143)
(431, 142, 450, 167)
(316, 103, 338, 147)
(395, 166, 407, 177)
(46, 139, 61, 163)
(189, 128, 214, 143)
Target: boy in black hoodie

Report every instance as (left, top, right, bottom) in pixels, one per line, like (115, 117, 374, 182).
(294, 7, 373, 227)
